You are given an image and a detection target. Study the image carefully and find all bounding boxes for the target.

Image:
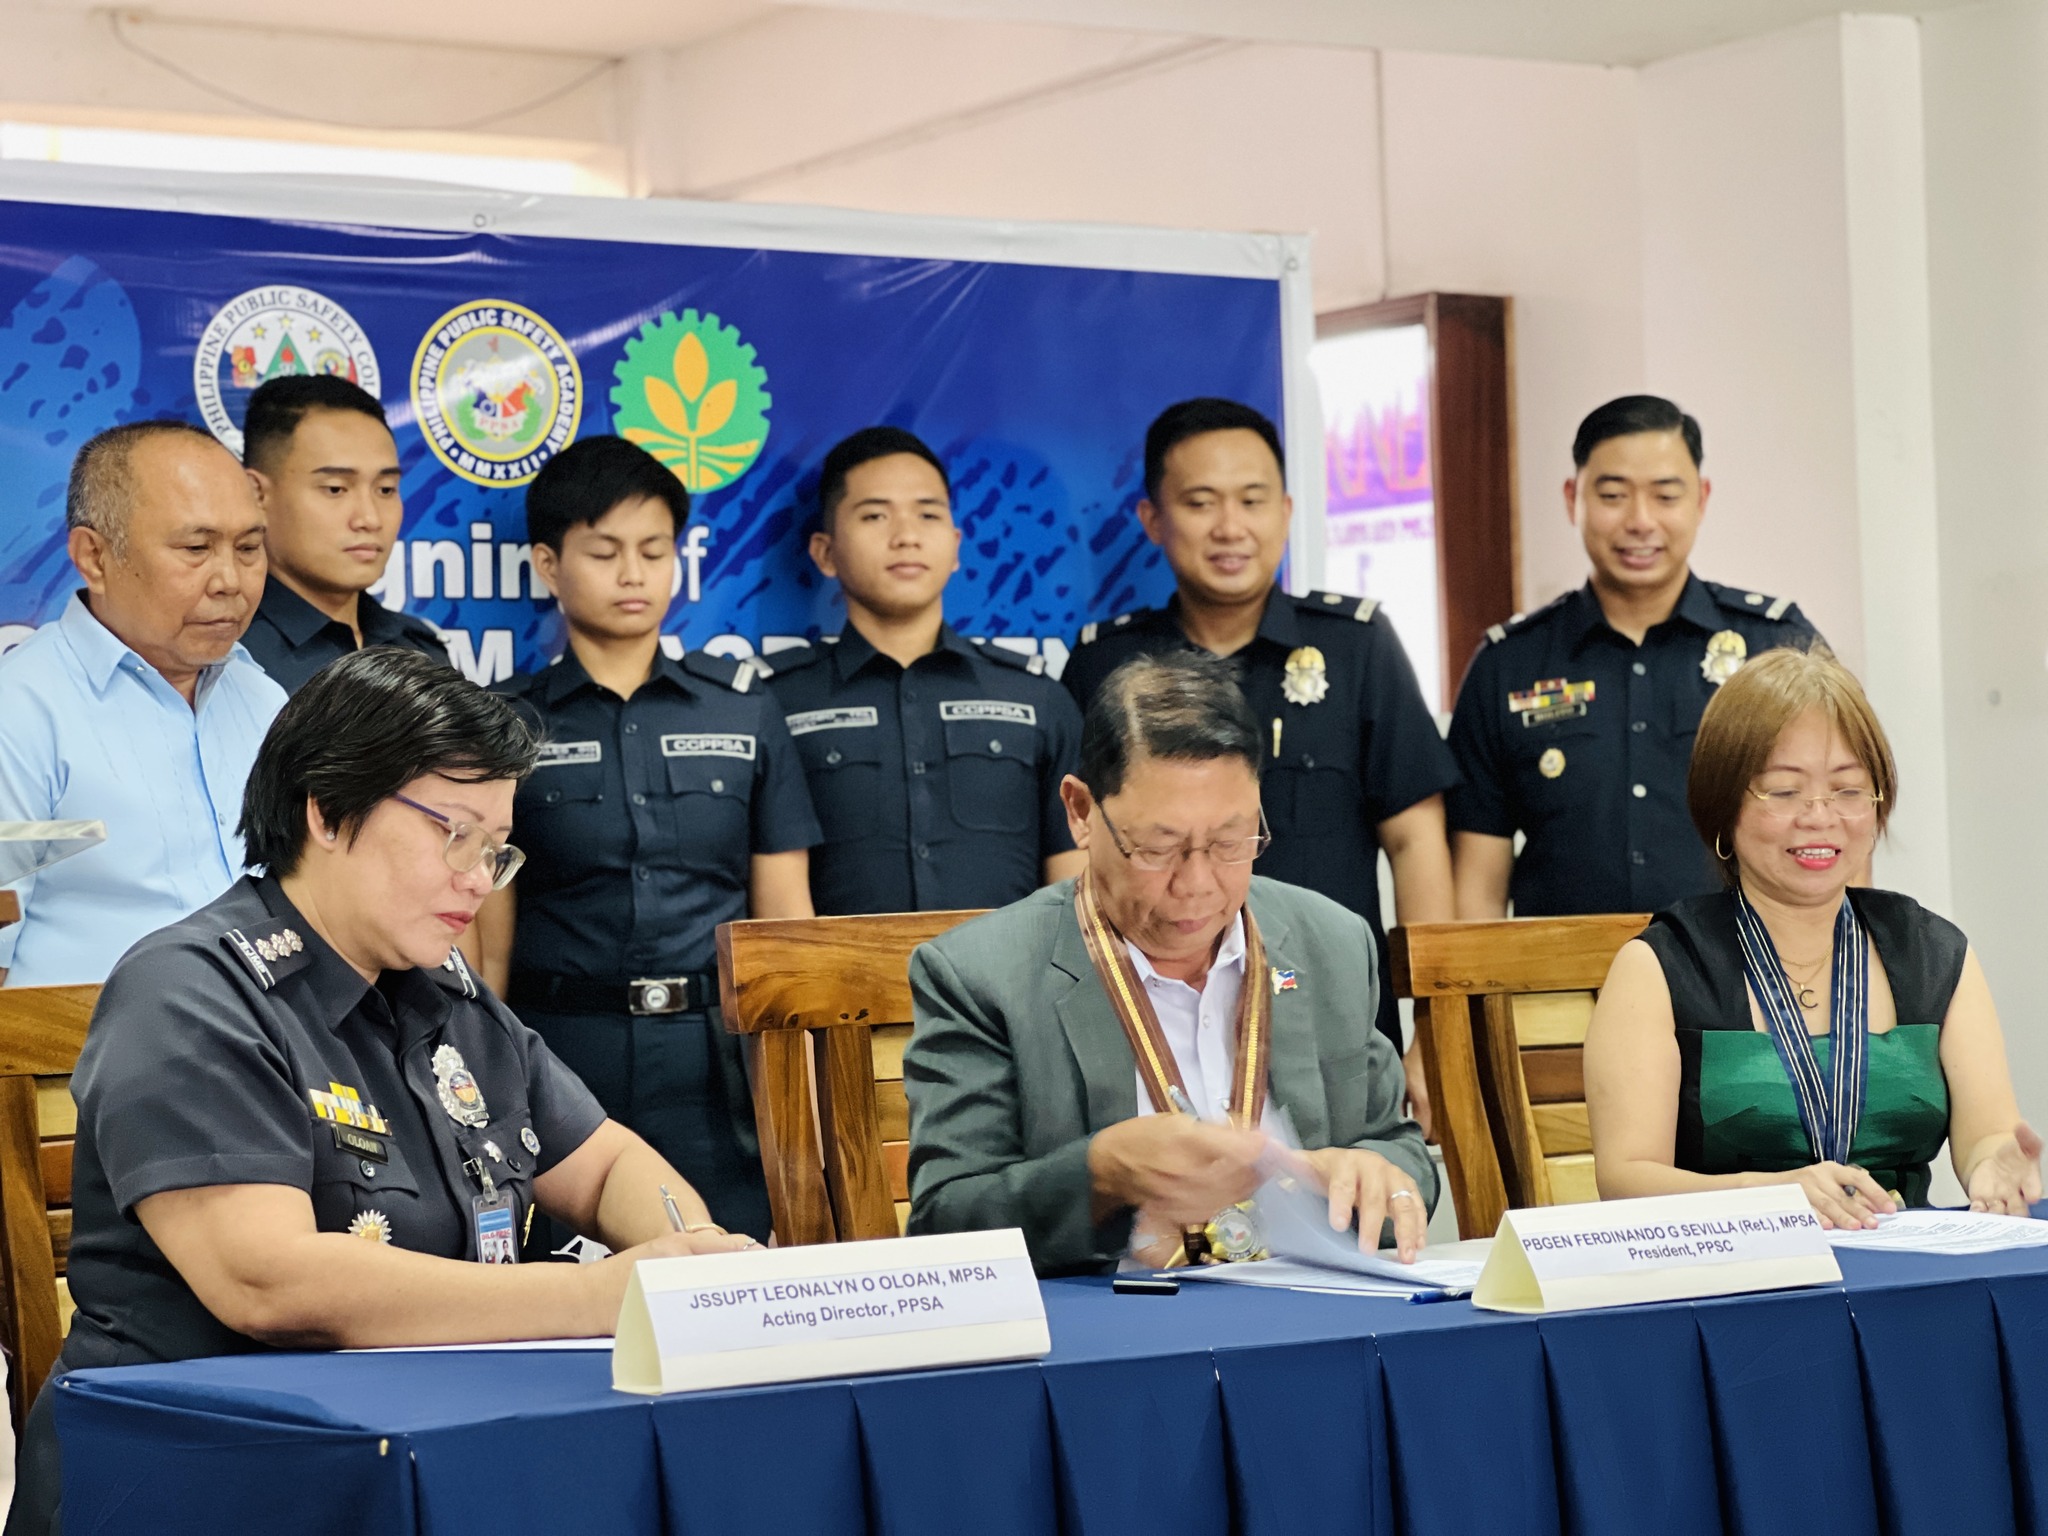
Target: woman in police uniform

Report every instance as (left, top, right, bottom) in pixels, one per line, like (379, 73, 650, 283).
(476, 437, 819, 1247)
(7, 648, 752, 1536)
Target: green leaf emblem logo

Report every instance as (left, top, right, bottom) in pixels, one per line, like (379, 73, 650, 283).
(610, 310, 771, 493)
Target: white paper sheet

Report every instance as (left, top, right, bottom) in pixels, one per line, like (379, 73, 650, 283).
(1251, 1161, 1484, 1289)
(1826, 1209, 2048, 1255)
(1176, 1255, 1467, 1297)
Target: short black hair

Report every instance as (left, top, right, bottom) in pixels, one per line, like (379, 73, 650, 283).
(1571, 395, 1703, 469)
(525, 435, 691, 551)
(240, 648, 538, 877)
(1143, 397, 1285, 504)
(817, 426, 948, 533)
(242, 375, 390, 472)
(1078, 651, 1264, 801)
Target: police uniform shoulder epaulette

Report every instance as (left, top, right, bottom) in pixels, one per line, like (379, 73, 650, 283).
(681, 649, 762, 694)
(756, 641, 824, 677)
(490, 668, 542, 699)
(219, 918, 313, 992)
(435, 946, 481, 999)
(1302, 590, 1379, 623)
(975, 640, 1050, 677)
(1706, 580, 1797, 623)
(397, 609, 446, 643)
(1076, 609, 1147, 647)
(1482, 590, 1573, 645)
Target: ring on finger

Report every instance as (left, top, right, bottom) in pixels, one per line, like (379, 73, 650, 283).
(1389, 1189, 1418, 1203)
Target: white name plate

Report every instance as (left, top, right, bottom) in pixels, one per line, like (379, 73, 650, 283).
(612, 1227, 1050, 1394)
(1471, 1185, 1840, 1314)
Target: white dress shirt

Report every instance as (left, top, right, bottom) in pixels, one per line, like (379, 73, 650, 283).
(1128, 914, 1275, 1129)
(0, 593, 286, 985)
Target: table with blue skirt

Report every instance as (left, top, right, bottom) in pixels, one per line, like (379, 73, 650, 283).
(53, 1243, 2048, 1536)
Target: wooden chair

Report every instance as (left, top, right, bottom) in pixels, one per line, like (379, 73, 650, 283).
(1391, 915, 1649, 1239)
(0, 918, 96, 1429)
(717, 911, 986, 1246)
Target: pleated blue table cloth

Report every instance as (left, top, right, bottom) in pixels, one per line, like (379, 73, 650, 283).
(54, 1245, 2048, 1535)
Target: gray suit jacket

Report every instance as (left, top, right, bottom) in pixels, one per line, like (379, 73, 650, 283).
(904, 875, 1435, 1273)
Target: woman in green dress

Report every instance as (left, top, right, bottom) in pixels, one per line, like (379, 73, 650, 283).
(1585, 646, 2039, 1227)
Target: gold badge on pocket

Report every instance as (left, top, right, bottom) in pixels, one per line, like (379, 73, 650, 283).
(1702, 630, 1747, 686)
(1539, 747, 1566, 779)
(1281, 646, 1329, 706)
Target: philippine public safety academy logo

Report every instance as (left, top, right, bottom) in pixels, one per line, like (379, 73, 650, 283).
(194, 286, 380, 455)
(412, 299, 582, 486)
(611, 309, 770, 492)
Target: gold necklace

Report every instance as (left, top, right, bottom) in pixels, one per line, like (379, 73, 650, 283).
(1780, 953, 1829, 1011)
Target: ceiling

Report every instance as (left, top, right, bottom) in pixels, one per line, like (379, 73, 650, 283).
(31, 0, 1984, 64)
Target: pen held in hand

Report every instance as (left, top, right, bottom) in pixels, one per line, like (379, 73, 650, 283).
(661, 1184, 686, 1234)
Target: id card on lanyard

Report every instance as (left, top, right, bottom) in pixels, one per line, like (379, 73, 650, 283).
(474, 1188, 519, 1265)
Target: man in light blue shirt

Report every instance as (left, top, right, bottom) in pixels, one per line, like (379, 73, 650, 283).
(0, 421, 285, 987)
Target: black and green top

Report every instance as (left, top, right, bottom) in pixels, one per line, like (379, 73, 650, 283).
(1639, 888, 1964, 1207)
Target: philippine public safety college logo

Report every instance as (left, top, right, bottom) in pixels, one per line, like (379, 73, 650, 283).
(412, 300, 582, 485)
(610, 309, 770, 492)
(194, 286, 380, 455)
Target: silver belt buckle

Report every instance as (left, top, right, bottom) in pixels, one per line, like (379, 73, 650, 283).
(628, 977, 690, 1015)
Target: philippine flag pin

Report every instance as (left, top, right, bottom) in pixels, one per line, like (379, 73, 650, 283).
(1270, 968, 1298, 995)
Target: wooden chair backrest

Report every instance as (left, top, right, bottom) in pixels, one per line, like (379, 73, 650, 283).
(1391, 916, 1649, 1239)
(0, 983, 95, 1430)
(716, 911, 986, 1246)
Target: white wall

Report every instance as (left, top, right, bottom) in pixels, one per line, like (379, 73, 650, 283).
(631, 20, 1652, 617)
(1640, 21, 1866, 669)
(0, 11, 623, 175)
(1638, 15, 1952, 913)
(1921, 0, 2048, 1125)
(1377, 50, 1644, 614)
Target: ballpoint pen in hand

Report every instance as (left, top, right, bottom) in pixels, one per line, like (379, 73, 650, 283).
(661, 1184, 686, 1233)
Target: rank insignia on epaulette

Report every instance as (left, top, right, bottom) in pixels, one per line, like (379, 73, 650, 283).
(251, 928, 303, 965)
(1508, 678, 1596, 726)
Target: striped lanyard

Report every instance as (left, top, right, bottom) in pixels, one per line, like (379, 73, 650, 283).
(1732, 887, 1869, 1165)
(1073, 871, 1270, 1127)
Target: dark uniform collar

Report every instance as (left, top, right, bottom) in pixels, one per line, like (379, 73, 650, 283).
(257, 576, 349, 648)
(246, 875, 462, 1044)
(1162, 586, 1302, 652)
(246, 874, 372, 1023)
(537, 642, 697, 707)
(830, 620, 975, 681)
(1562, 572, 1720, 651)
(259, 574, 428, 651)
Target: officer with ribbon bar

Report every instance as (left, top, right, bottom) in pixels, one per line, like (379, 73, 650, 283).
(478, 437, 819, 1247)
(8, 649, 754, 1536)
(903, 650, 1433, 1275)
(766, 427, 1086, 915)
(1062, 398, 1457, 1127)
(1447, 395, 1820, 920)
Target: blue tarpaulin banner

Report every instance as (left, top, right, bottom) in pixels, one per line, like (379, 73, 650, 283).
(0, 174, 1296, 682)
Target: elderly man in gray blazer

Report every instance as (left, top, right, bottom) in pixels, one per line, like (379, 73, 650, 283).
(905, 650, 1435, 1274)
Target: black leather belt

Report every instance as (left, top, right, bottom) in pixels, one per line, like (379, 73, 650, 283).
(509, 971, 717, 1016)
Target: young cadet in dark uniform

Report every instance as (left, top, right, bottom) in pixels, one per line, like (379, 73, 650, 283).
(238, 375, 451, 693)
(477, 437, 819, 1245)
(1062, 398, 1457, 1130)
(766, 427, 1086, 913)
(6, 649, 751, 1536)
(1447, 395, 1820, 920)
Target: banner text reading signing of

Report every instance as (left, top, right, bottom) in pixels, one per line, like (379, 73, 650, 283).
(0, 196, 1284, 681)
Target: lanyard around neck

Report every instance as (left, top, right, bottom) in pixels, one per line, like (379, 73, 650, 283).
(1073, 872, 1270, 1127)
(1732, 887, 1869, 1165)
